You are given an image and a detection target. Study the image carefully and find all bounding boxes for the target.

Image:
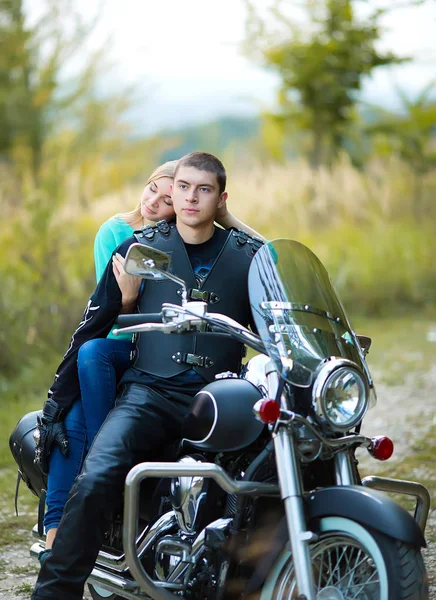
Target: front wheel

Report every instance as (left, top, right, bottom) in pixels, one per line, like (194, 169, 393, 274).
(261, 517, 428, 600)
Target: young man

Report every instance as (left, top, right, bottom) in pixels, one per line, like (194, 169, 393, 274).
(31, 152, 263, 600)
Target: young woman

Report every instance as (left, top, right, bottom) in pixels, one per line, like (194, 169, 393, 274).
(41, 160, 263, 557)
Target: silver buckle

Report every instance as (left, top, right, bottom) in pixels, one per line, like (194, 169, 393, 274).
(177, 288, 220, 304)
(172, 352, 214, 368)
(190, 289, 210, 302)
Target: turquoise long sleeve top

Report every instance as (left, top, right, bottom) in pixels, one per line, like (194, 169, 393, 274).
(94, 217, 135, 282)
(94, 216, 135, 340)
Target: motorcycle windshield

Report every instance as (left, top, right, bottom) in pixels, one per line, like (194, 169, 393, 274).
(248, 239, 369, 387)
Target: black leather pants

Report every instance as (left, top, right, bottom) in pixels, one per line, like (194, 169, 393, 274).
(31, 382, 197, 600)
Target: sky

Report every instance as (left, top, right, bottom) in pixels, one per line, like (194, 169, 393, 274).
(28, 0, 436, 134)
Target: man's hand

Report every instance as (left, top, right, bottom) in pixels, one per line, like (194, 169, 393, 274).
(112, 253, 142, 312)
(34, 398, 69, 475)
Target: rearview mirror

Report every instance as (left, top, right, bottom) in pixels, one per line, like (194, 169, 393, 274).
(124, 243, 188, 304)
(124, 243, 171, 280)
(356, 334, 372, 356)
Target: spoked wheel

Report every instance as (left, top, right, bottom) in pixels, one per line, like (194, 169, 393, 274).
(261, 517, 428, 600)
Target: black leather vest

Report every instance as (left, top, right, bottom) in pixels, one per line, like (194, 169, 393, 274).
(132, 221, 263, 382)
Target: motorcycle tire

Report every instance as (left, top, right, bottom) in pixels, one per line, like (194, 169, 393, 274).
(87, 584, 123, 600)
(260, 516, 428, 600)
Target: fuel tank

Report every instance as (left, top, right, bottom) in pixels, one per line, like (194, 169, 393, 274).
(182, 377, 264, 452)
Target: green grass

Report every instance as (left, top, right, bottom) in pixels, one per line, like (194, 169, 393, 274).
(0, 358, 57, 471)
(13, 582, 35, 596)
(9, 563, 39, 576)
(0, 514, 37, 547)
(353, 313, 436, 385)
(0, 482, 38, 547)
(0, 359, 52, 544)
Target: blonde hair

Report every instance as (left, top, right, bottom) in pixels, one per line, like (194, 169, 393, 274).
(118, 160, 177, 227)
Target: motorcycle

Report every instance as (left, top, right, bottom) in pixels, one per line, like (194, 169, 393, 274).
(10, 238, 430, 599)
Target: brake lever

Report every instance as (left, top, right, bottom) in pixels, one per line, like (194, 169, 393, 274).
(113, 319, 203, 336)
(113, 323, 176, 335)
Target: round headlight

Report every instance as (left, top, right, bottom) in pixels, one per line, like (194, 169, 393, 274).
(313, 360, 369, 431)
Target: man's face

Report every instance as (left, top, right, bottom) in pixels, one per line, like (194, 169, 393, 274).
(171, 166, 227, 228)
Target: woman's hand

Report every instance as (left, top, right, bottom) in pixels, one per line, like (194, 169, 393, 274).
(215, 200, 231, 228)
(112, 253, 142, 312)
(215, 202, 265, 240)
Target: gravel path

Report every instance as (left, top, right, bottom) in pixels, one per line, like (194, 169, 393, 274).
(0, 369, 434, 599)
(358, 370, 436, 599)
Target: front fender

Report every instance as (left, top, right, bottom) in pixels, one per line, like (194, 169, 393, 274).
(306, 485, 426, 548)
(242, 486, 425, 595)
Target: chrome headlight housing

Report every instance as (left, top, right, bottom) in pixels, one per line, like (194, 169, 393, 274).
(312, 358, 369, 432)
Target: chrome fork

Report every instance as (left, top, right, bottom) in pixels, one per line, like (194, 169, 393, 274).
(266, 362, 317, 600)
(334, 450, 357, 486)
(273, 426, 317, 600)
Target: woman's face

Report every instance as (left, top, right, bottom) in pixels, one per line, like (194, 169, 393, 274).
(140, 177, 174, 222)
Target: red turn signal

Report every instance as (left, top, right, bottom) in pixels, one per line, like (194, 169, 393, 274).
(368, 436, 394, 461)
(253, 399, 281, 424)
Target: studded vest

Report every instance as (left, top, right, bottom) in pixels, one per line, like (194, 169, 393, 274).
(132, 221, 263, 382)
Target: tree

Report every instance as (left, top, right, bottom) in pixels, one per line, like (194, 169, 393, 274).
(0, 0, 162, 203)
(0, 0, 164, 379)
(366, 82, 436, 217)
(244, 0, 407, 168)
(0, 0, 95, 182)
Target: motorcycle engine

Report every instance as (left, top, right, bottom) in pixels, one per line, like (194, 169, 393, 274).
(170, 456, 211, 535)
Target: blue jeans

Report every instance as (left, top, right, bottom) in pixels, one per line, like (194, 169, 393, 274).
(44, 338, 133, 532)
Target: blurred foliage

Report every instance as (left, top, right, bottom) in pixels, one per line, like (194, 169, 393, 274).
(244, 0, 407, 168)
(367, 83, 436, 170)
(0, 0, 166, 385)
(0, 0, 168, 209)
(365, 84, 436, 218)
(0, 0, 435, 407)
(160, 117, 261, 165)
(226, 155, 436, 316)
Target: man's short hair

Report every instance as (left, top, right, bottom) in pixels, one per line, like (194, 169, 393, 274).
(174, 152, 227, 194)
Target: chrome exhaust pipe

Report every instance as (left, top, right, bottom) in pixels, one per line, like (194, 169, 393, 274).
(32, 511, 177, 573)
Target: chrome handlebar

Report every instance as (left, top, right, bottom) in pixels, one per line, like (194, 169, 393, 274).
(113, 302, 264, 353)
(114, 321, 196, 335)
(113, 302, 207, 336)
